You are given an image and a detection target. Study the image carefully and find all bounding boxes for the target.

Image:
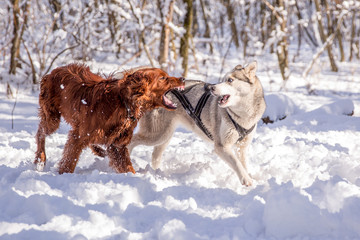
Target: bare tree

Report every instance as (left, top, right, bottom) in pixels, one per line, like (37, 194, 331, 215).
(127, 0, 155, 67)
(332, 2, 345, 62)
(9, 0, 22, 75)
(242, 1, 251, 57)
(314, 0, 338, 72)
(180, 0, 193, 77)
(48, 0, 62, 31)
(263, 0, 289, 81)
(223, 0, 240, 48)
(199, 0, 213, 53)
(349, 9, 357, 61)
(303, 10, 348, 78)
(158, 0, 175, 71)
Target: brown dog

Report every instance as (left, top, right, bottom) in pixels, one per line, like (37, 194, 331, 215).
(34, 63, 185, 174)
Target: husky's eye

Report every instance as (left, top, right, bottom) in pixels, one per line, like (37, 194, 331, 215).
(227, 78, 233, 83)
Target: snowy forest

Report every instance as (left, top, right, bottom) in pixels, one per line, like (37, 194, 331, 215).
(1, 0, 360, 239)
(1, 0, 360, 91)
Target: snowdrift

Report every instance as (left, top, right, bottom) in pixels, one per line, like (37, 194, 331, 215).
(1, 70, 360, 239)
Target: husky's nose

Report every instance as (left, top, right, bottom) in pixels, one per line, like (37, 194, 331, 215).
(179, 77, 185, 82)
(204, 83, 215, 92)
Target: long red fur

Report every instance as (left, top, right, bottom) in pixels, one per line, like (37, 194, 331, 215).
(34, 63, 184, 174)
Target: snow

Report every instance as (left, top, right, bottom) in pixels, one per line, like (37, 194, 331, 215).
(1, 59, 360, 239)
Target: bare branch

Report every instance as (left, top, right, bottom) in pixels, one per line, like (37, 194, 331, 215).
(303, 10, 348, 78)
(261, 0, 283, 24)
(43, 44, 80, 76)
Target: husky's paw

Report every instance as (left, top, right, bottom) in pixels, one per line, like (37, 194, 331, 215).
(241, 176, 253, 187)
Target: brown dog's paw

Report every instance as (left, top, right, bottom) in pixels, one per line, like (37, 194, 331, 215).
(34, 152, 46, 171)
(127, 165, 136, 174)
(111, 162, 136, 174)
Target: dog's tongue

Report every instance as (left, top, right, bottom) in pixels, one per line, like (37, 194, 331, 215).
(220, 95, 230, 104)
(163, 95, 177, 109)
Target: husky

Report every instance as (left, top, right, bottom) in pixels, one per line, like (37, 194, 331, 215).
(128, 62, 266, 186)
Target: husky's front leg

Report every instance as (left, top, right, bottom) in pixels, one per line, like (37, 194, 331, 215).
(235, 140, 252, 172)
(214, 144, 253, 186)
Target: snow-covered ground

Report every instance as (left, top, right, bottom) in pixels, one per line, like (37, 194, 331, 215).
(1, 57, 360, 239)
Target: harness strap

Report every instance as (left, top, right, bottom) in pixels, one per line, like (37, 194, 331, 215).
(171, 87, 256, 143)
(171, 89, 214, 140)
(194, 90, 211, 117)
(227, 112, 255, 142)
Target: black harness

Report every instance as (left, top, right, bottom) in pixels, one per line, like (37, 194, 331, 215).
(171, 89, 214, 140)
(227, 111, 256, 142)
(171, 85, 255, 142)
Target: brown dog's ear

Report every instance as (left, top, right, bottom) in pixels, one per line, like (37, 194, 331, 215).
(244, 61, 257, 80)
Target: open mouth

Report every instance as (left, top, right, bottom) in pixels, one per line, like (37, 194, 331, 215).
(219, 94, 230, 106)
(163, 85, 185, 109)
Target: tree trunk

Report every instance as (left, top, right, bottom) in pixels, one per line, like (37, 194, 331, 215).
(328, 0, 344, 62)
(49, 0, 62, 31)
(9, 0, 21, 75)
(295, 4, 302, 58)
(276, 0, 289, 81)
(349, 9, 356, 61)
(294, 1, 318, 48)
(357, 25, 360, 59)
(224, 0, 239, 48)
(269, 2, 276, 53)
(260, 2, 267, 46)
(199, 0, 213, 53)
(180, 0, 193, 77)
(158, 0, 175, 70)
(336, 26, 345, 62)
(170, 28, 177, 61)
(242, 1, 250, 57)
(314, 0, 338, 72)
(192, 1, 198, 36)
(127, 0, 154, 67)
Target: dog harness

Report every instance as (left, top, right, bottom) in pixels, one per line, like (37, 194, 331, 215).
(171, 88, 214, 140)
(171, 84, 256, 142)
(227, 111, 256, 142)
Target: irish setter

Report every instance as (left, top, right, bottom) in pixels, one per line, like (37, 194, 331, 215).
(34, 63, 185, 174)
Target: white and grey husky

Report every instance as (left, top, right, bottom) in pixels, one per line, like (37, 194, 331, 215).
(129, 62, 266, 186)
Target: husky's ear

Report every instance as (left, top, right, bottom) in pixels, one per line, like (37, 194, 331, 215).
(244, 61, 257, 81)
(234, 65, 243, 70)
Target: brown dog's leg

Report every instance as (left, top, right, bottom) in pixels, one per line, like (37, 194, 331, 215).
(34, 108, 61, 171)
(58, 130, 87, 174)
(90, 145, 107, 158)
(107, 145, 135, 174)
(34, 125, 47, 171)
